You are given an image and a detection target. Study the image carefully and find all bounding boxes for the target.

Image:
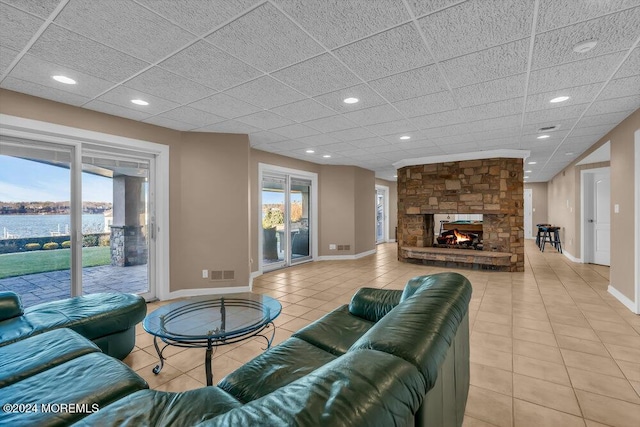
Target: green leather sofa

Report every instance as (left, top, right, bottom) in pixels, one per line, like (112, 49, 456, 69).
(0, 272, 471, 427)
(0, 291, 146, 359)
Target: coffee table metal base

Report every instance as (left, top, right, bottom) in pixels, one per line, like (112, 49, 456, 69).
(151, 322, 276, 386)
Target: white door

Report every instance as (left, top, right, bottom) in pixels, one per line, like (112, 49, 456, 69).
(375, 187, 387, 244)
(592, 170, 611, 265)
(524, 189, 533, 239)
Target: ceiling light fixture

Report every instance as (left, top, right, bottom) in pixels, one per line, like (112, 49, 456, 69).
(343, 97, 359, 104)
(305, 149, 315, 154)
(525, 170, 532, 173)
(537, 134, 550, 139)
(52, 75, 76, 85)
(528, 161, 537, 165)
(323, 154, 331, 158)
(524, 176, 530, 179)
(565, 152, 574, 156)
(131, 99, 149, 106)
(399, 135, 411, 140)
(573, 39, 598, 53)
(393, 175, 398, 178)
(550, 96, 570, 103)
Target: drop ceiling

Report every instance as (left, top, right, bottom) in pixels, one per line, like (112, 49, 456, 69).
(1, 0, 639, 182)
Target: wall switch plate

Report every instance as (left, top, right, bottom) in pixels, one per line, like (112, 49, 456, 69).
(202, 269, 208, 279)
(329, 244, 336, 250)
(614, 204, 620, 213)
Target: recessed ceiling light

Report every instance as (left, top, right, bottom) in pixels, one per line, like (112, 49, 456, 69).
(524, 176, 530, 179)
(565, 152, 574, 156)
(537, 134, 550, 139)
(399, 135, 411, 140)
(528, 161, 537, 165)
(550, 96, 570, 103)
(525, 170, 532, 173)
(52, 75, 76, 85)
(305, 149, 315, 154)
(573, 39, 598, 53)
(343, 97, 359, 104)
(131, 99, 149, 106)
(393, 175, 398, 178)
(323, 154, 331, 158)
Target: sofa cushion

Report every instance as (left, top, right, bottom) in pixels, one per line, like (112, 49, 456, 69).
(218, 337, 336, 403)
(0, 291, 23, 321)
(348, 288, 402, 322)
(199, 349, 427, 427)
(292, 305, 374, 355)
(72, 388, 242, 427)
(0, 328, 99, 387)
(0, 352, 148, 426)
(350, 272, 472, 389)
(0, 292, 146, 348)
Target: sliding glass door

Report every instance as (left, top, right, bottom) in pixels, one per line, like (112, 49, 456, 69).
(260, 168, 314, 272)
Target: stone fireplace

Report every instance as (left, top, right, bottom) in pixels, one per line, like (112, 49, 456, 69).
(397, 158, 524, 272)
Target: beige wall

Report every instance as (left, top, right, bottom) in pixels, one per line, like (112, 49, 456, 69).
(548, 108, 639, 301)
(524, 182, 548, 234)
(354, 167, 376, 254)
(375, 178, 398, 242)
(318, 165, 357, 256)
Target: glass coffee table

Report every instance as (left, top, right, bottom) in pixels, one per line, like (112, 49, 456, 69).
(143, 293, 281, 386)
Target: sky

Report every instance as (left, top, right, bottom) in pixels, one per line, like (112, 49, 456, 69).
(0, 156, 113, 202)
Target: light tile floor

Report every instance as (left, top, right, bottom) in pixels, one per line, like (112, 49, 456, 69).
(126, 241, 640, 427)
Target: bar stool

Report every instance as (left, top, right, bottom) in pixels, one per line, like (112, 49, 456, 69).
(540, 226, 562, 253)
(536, 224, 550, 249)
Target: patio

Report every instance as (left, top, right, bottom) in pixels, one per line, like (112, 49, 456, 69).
(0, 264, 147, 307)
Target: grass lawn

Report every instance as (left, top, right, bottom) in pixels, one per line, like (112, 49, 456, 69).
(0, 247, 111, 279)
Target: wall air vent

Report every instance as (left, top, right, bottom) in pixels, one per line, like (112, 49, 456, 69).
(210, 271, 223, 281)
(210, 270, 235, 281)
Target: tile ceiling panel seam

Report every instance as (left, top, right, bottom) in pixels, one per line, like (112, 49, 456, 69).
(518, 0, 541, 149)
(0, 0, 68, 82)
(535, 4, 640, 35)
(538, 34, 640, 176)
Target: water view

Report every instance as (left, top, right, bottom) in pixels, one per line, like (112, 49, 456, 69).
(0, 214, 107, 239)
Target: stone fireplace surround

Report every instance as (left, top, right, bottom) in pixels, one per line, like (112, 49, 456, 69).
(397, 158, 524, 272)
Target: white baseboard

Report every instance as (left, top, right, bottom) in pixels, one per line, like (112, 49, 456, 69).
(317, 248, 377, 261)
(608, 285, 639, 314)
(563, 250, 582, 263)
(164, 285, 251, 300)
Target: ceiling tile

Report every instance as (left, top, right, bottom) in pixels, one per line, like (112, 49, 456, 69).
(366, 144, 404, 154)
(28, 25, 149, 82)
(3, 0, 60, 18)
(585, 96, 639, 116)
(522, 118, 577, 135)
(271, 99, 336, 123)
(537, 0, 640, 32)
(311, 141, 358, 153)
(295, 133, 341, 147)
(436, 141, 480, 154)
(532, 8, 640, 70)
(313, 84, 387, 112)
(342, 104, 404, 126)
(275, 0, 409, 48)
(575, 110, 631, 128)
(347, 137, 390, 148)
(326, 127, 376, 142)
(0, 76, 90, 106)
(333, 23, 434, 81)
(598, 75, 640, 100)
(248, 131, 288, 145)
(523, 102, 587, 124)
(135, 0, 260, 36)
(459, 97, 523, 122)
(159, 41, 260, 91)
(83, 99, 152, 121)
(368, 64, 448, 102)
(365, 119, 418, 136)
(95, 86, 180, 115)
(525, 83, 601, 111)
(198, 120, 260, 134)
(206, 3, 322, 72)
(124, 67, 216, 104)
(142, 116, 195, 131)
(54, 1, 195, 63)
(155, 106, 226, 127)
(410, 109, 468, 129)
(7, 54, 115, 98)
(614, 47, 640, 78)
(395, 138, 436, 150)
(271, 54, 360, 96)
(267, 139, 309, 151)
(303, 115, 358, 133)
(454, 73, 526, 107)
(568, 123, 615, 138)
(271, 123, 321, 139)
(461, 113, 522, 132)
(224, 76, 306, 109)
(235, 111, 295, 130)
(0, 46, 18, 74)
(393, 91, 458, 117)
(440, 39, 529, 88)
(528, 51, 625, 94)
(1, 3, 44, 51)
(188, 93, 261, 119)
(406, 0, 467, 17)
(419, 0, 534, 61)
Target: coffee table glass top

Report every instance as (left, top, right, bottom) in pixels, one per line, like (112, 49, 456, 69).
(143, 293, 281, 342)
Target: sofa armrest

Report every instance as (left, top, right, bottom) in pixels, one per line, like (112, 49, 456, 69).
(0, 292, 23, 322)
(348, 288, 402, 322)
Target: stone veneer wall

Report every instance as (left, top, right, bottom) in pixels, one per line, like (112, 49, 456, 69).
(398, 158, 524, 272)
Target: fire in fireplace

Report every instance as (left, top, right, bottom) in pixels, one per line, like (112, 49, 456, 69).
(436, 229, 483, 250)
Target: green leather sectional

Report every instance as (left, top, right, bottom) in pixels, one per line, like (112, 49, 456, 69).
(0, 291, 147, 360)
(0, 272, 471, 427)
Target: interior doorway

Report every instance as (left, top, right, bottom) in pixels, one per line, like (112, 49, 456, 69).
(375, 185, 389, 244)
(582, 167, 611, 266)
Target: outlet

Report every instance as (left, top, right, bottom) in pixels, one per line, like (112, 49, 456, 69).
(202, 269, 208, 279)
(329, 244, 336, 250)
